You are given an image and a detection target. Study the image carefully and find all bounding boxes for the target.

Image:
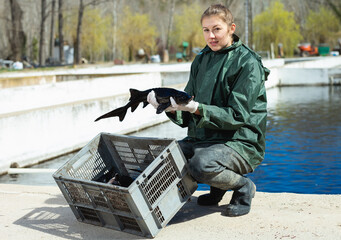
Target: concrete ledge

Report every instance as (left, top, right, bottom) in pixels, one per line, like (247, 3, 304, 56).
(283, 56, 341, 68)
(0, 63, 192, 89)
(0, 184, 340, 240)
(0, 70, 188, 174)
(1, 58, 340, 174)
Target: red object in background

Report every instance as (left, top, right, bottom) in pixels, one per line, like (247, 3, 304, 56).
(298, 43, 319, 57)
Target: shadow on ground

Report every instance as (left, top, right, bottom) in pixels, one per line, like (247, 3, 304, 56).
(13, 194, 220, 240)
(13, 194, 143, 240)
(168, 196, 224, 225)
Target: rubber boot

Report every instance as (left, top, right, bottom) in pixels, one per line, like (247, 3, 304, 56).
(224, 178, 256, 217)
(197, 186, 226, 206)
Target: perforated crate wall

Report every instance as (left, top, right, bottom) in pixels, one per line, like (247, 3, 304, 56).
(53, 132, 197, 238)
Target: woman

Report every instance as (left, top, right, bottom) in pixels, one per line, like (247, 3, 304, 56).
(148, 4, 269, 217)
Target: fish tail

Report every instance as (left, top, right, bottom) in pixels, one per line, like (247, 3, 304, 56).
(94, 106, 128, 122)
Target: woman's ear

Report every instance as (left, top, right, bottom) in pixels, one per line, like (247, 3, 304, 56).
(230, 23, 236, 33)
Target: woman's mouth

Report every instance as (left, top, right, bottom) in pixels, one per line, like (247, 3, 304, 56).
(210, 41, 218, 46)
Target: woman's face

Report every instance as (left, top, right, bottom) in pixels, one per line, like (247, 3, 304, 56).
(202, 15, 236, 51)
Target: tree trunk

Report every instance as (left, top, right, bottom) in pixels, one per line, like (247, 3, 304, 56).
(8, 0, 25, 61)
(165, 0, 175, 50)
(128, 45, 133, 62)
(39, 0, 47, 66)
(112, 0, 118, 60)
(49, 0, 56, 59)
(75, 0, 84, 64)
(58, 0, 64, 64)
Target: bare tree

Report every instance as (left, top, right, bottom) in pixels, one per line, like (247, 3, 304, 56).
(58, 0, 64, 64)
(112, 0, 118, 60)
(8, 0, 26, 61)
(165, 0, 175, 50)
(74, 0, 84, 64)
(39, 0, 48, 66)
(49, 0, 56, 59)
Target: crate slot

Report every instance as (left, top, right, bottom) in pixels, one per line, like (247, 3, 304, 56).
(86, 189, 108, 209)
(153, 206, 165, 225)
(118, 216, 142, 232)
(77, 206, 101, 225)
(140, 157, 178, 206)
(64, 182, 91, 205)
(68, 151, 107, 180)
(132, 148, 154, 164)
(104, 191, 131, 212)
(177, 181, 187, 200)
(123, 164, 143, 179)
(148, 144, 166, 158)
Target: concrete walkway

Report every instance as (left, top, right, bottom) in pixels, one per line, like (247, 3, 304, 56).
(0, 184, 340, 240)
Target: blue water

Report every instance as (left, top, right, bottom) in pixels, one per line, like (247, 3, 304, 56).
(1, 86, 340, 194)
(247, 86, 341, 194)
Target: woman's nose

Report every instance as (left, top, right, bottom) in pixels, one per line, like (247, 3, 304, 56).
(209, 31, 215, 38)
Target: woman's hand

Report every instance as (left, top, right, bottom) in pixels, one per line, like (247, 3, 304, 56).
(166, 97, 199, 114)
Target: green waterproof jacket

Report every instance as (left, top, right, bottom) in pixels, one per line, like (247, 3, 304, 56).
(167, 35, 270, 171)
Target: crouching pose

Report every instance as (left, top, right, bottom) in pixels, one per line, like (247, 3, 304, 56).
(148, 4, 269, 217)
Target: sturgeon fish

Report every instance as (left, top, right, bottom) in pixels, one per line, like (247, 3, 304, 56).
(94, 87, 193, 122)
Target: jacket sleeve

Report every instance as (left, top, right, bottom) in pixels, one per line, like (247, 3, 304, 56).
(196, 59, 264, 131)
(166, 111, 191, 127)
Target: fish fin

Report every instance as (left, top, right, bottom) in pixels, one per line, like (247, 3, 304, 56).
(156, 102, 171, 114)
(118, 109, 127, 121)
(130, 102, 140, 112)
(143, 101, 149, 108)
(95, 106, 128, 122)
(129, 88, 141, 101)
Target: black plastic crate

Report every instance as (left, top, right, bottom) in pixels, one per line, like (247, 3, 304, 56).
(53, 132, 197, 237)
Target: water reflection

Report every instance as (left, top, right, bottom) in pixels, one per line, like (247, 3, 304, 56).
(252, 86, 341, 194)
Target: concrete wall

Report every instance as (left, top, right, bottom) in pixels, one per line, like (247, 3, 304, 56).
(277, 56, 341, 86)
(1, 57, 340, 174)
(0, 67, 191, 174)
(278, 68, 330, 86)
(283, 56, 341, 68)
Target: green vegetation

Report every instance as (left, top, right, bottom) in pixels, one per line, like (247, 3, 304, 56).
(304, 7, 340, 45)
(81, 9, 112, 62)
(64, 8, 112, 63)
(118, 6, 158, 62)
(253, 1, 302, 57)
(171, 3, 206, 59)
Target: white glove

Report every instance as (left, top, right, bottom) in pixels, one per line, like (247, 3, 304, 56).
(166, 97, 199, 113)
(147, 91, 159, 109)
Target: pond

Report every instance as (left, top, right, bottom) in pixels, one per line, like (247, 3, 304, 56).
(1, 86, 340, 194)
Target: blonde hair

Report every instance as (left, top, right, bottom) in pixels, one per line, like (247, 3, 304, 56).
(201, 4, 234, 26)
